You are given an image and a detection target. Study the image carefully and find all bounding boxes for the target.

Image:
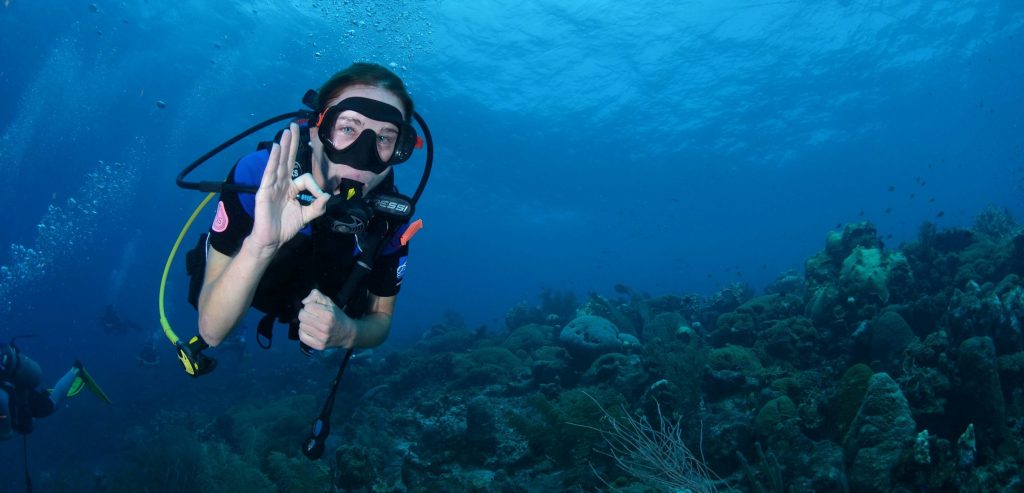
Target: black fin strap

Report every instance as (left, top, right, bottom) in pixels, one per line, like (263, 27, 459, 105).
(256, 314, 275, 349)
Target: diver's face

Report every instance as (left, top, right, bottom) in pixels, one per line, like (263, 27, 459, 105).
(311, 85, 406, 196)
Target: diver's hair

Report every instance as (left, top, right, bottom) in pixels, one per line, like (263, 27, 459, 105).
(317, 62, 414, 121)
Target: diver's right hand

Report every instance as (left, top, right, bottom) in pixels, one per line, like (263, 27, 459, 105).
(247, 123, 330, 256)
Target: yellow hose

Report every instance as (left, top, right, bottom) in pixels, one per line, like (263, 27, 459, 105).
(159, 192, 216, 345)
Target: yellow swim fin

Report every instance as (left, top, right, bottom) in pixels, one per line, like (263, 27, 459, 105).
(67, 361, 112, 404)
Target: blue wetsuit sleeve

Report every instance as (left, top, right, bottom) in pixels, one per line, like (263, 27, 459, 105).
(208, 150, 268, 256)
(207, 149, 313, 256)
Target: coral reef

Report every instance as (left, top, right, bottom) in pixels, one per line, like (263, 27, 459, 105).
(74, 213, 1024, 492)
(843, 372, 916, 493)
(105, 397, 329, 493)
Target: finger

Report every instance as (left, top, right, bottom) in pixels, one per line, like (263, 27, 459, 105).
(297, 306, 321, 326)
(294, 173, 328, 197)
(286, 122, 301, 172)
(309, 186, 331, 214)
(260, 142, 282, 189)
(299, 304, 332, 328)
(298, 325, 326, 350)
(276, 126, 294, 182)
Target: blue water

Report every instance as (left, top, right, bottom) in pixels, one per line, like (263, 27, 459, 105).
(0, 0, 1021, 489)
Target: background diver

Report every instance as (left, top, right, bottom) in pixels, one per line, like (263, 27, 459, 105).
(1, 337, 111, 442)
(136, 332, 162, 366)
(101, 303, 144, 335)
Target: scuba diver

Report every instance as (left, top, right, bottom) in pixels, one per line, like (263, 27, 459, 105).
(165, 61, 431, 460)
(195, 62, 419, 353)
(100, 303, 143, 335)
(217, 332, 249, 362)
(0, 337, 111, 441)
(1, 337, 111, 491)
(136, 332, 161, 366)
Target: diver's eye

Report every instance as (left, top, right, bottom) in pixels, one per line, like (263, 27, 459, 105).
(337, 125, 356, 136)
(377, 134, 395, 147)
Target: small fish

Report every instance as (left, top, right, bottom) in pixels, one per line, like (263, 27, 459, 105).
(929, 197, 935, 203)
(886, 234, 893, 239)
(836, 223, 842, 229)
(936, 211, 945, 218)
(888, 185, 895, 192)
(885, 207, 892, 214)
(155, 100, 167, 109)
(858, 210, 864, 216)
(910, 193, 916, 199)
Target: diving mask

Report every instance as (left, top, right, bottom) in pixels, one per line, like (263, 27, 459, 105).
(316, 97, 417, 174)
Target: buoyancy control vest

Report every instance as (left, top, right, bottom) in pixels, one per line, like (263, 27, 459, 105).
(184, 125, 414, 347)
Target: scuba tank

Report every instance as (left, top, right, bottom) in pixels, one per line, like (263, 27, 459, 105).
(0, 341, 41, 390)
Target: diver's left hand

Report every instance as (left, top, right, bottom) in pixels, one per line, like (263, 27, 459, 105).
(298, 289, 357, 350)
(248, 123, 330, 256)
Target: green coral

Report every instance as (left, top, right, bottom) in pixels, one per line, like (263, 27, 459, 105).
(831, 363, 874, 438)
(840, 247, 890, 303)
(954, 235, 1015, 287)
(757, 316, 819, 368)
(334, 444, 386, 491)
(827, 222, 884, 264)
(713, 310, 758, 345)
(770, 377, 802, 397)
(231, 394, 317, 462)
(508, 387, 623, 476)
(974, 205, 1018, 239)
(644, 337, 707, 416)
(452, 346, 524, 387)
(643, 311, 686, 341)
(755, 396, 798, 438)
(807, 284, 841, 327)
(105, 395, 334, 493)
(108, 421, 277, 493)
(264, 451, 330, 492)
(502, 323, 555, 353)
(708, 344, 763, 374)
